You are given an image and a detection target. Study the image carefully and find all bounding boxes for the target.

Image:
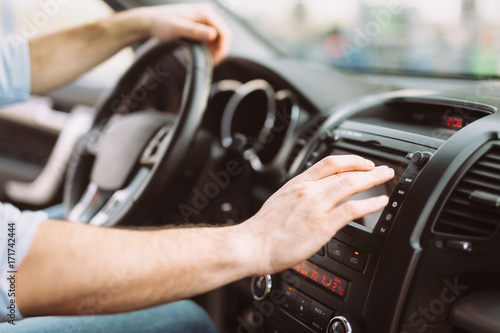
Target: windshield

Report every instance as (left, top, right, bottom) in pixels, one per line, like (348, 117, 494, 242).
(221, 0, 500, 78)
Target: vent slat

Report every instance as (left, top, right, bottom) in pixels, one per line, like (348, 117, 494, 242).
(461, 177, 500, 195)
(453, 188, 472, 196)
(447, 197, 500, 219)
(442, 205, 499, 226)
(469, 168, 500, 182)
(475, 160, 500, 173)
(434, 145, 500, 238)
(484, 152, 500, 163)
(436, 217, 492, 237)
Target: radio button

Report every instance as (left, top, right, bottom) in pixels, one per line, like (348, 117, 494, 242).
(382, 209, 396, 222)
(282, 297, 294, 313)
(310, 300, 333, 322)
(308, 316, 327, 333)
(327, 239, 348, 262)
(394, 185, 409, 197)
(374, 220, 392, 237)
(343, 248, 368, 272)
(295, 294, 311, 321)
(401, 173, 417, 187)
(280, 282, 297, 300)
(280, 282, 297, 313)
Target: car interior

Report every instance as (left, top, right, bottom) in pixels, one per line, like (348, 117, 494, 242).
(1, 0, 499, 332)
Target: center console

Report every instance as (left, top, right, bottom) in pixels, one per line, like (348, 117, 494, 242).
(248, 93, 494, 333)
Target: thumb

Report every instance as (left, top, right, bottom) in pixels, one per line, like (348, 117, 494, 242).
(173, 19, 218, 42)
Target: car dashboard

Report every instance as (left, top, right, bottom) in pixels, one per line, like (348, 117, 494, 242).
(204, 57, 500, 333)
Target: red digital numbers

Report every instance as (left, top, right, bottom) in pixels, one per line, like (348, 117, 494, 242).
(322, 275, 332, 288)
(446, 117, 463, 129)
(292, 261, 348, 298)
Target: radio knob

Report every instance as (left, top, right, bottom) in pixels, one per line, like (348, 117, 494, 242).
(250, 275, 272, 301)
(410, 151, 433, 168)
(327, 314, 361, 333)
(320, 131, 339, 145)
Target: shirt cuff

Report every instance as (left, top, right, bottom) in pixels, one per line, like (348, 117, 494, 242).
(0, 35, 32, 107)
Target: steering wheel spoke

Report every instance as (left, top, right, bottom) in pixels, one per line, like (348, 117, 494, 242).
(89, 167, 150, 226)
(140, 125, 173, 166)
(84, 127, 105, 156)
(67, 182, 113, 223)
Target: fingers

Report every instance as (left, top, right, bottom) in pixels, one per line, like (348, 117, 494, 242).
(194, 4, 232, 64)
(333, 195, 389, 224)
(245, 155, 395, 275)
(299, 155, 375, 182)
(172, 18, 218, 42)
(312, 165, 395, 212)
(145, 3, 232, 64)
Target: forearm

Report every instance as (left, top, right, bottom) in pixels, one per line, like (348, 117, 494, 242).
(29, 9, 150, 94)
(16, 156, 394, 317)
(17, 220, 252, 317)
(29, 3, 232, 94)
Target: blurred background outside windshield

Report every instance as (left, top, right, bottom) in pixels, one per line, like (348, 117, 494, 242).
(223, 0, 500, 78)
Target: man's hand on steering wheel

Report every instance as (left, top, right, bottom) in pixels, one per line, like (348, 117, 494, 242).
(55, 3, 229, 226)
(132, 3, 232, 64)
(29, 3, 231, 95)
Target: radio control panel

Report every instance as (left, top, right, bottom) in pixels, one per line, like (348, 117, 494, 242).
(253, 121, 440, 333)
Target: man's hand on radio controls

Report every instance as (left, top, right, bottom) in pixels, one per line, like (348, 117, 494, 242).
(17, 155, 393, 317)
(239, 155, 394, 276)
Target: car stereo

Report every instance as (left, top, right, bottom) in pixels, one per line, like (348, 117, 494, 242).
(250, 119, 442, 333)
(329, 149, 408, 233)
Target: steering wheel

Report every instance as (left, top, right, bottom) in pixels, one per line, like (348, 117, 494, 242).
(64, 39, 213, 226)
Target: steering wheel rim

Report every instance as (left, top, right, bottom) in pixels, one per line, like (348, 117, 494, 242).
(64, 39, 213, 226)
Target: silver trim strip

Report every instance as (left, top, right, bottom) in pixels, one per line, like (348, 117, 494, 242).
(90, 167, 150, 227)
(68, 182, 100, 223)
(5, 105, 96, 206)
(0, 97, 67, 134)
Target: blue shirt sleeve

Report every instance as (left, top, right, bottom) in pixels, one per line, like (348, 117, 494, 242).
(0, 203, 47, 323)
(0, 35, 31, 107)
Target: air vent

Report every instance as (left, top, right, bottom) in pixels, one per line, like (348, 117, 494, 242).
(434, 145, 500, 238)
(285, 116, 325, 171)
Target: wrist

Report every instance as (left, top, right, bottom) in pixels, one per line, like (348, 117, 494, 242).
(109, 7, 153, 46)
(231, 219, 266, 277)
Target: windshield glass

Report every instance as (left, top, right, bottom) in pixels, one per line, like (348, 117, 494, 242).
(221, 0, 500, 78)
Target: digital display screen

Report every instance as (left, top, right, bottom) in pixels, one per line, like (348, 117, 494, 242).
(444, 116, 464, 130)
(292, 261, 348, 298)
(330, 150, 407, 231)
